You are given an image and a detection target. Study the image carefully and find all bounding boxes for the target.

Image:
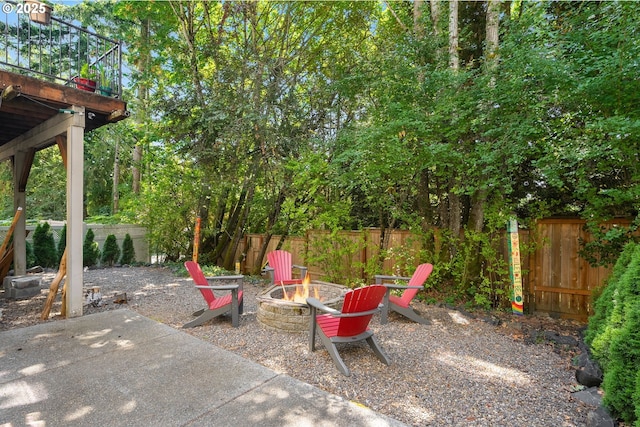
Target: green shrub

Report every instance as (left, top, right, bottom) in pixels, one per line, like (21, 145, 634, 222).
(586, 241, 640, 424)
(602, 302, 640, 423)
(588, 243, 640, 370)
(120, 233, 135, 265)
(57, 224, 66, 264)
(635, 369, 640, 426)
(32, 222, 57, 268)
(83, 229, 100, 267)
(585, 241, 637, 351)
(25, 240, 35, 268)
(101, 234, 120, 266)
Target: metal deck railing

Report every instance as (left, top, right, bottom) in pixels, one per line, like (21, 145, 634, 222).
(0, 0, 122, 98)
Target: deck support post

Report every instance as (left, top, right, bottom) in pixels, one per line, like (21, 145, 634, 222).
(65, 106, 85, 318)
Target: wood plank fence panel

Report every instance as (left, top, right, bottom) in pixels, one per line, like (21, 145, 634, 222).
(529, 219, 629, 321)
(239, 219, 633, 321)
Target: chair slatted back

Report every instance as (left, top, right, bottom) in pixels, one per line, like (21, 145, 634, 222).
(400, 263, 433, 306)
(185, 261, 217, 306)
(337, 285, 386, 337)
(267, 250, 293, 283)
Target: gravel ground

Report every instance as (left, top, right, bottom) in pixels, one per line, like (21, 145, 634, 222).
(0, 266, 593, 426)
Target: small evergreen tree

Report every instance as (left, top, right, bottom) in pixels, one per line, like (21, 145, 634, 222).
(83, 229, 100, 267)
(603, 303, 640, 424)
(101, 234, 120, 266)
(588, 242, 640, 424)
(25, 240, 35, 268)
(57, 224, 66, 264)
(120, 233, 136, 265)
(32, 222, 57, 268)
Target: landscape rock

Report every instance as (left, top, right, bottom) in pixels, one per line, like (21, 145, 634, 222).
(544, 330, 579, 347)
(572, 386, 602, 406)
(576, 358, 603, 388)
(586, 406, 617, 427)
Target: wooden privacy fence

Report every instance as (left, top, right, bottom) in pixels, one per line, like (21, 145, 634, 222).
(238, 219, 632, 322)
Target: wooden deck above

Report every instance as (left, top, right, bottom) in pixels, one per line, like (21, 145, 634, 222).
(0, 70, 128, 161)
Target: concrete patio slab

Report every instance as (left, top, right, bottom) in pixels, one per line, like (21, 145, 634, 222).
(0, 309, 406, 427)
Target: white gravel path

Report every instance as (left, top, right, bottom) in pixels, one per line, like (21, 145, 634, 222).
(2, 266, 593, 426)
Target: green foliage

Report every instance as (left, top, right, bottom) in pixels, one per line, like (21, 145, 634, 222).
(83, 229, 100, 267)
(32, 222, 57, 268)
(588, 243, 640, 370)
(451, 229, 512, 311)
(101, 234, 120, 266)
(120, 233, 136, 265)
(586, 242, 640, 423)
(136, 148, 201, 262)
(0, 0, 636, 286)
(602, 303, 640, 424)
(56, 224, 66, 264)
(80, 63, 97, 80)
(580, 220, 640, 268)
(636, 370, 640, 427)
(173, 262, 228, 278)
(25, 240, 35, 269)
(305, 230, 365, 287)
(585, 242, 637, 350)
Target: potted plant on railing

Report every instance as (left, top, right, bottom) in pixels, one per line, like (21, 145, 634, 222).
(73, 63, 97, 92)
(96, 65, 113, 96)
(26, 0, 53, 25)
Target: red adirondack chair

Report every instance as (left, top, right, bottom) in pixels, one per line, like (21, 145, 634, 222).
(265, 250, 308, 285)
(183, 261, 244, 328)
(375, 263, 433, 325)
(307, 284, 390, 376)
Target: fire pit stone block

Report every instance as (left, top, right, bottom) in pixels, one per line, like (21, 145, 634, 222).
(257, 281, 347, 332)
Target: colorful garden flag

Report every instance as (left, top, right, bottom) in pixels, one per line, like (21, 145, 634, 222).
(508, 219, 524, 315)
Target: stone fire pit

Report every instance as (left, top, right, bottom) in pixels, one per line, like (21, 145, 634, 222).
(257, 281, 348, 332)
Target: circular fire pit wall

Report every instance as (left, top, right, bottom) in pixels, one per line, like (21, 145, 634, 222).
(257, 281, 347, 332)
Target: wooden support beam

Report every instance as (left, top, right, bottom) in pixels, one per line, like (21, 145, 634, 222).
(56, 135, 67, 169)
(1, 71, 126, 115)
(0, 207, 22, 258)
(41, 249, 67, 320)
(0, 108, 82, 161)
(106, 109, 130, 122)
(17, 149, 35, 192)
(1, 85, 21, 101)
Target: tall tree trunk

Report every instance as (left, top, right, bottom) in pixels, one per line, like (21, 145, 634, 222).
(447, 0, 461, 258)
(212, 185, 248, 264)
(417, 168, 432, 234)
(448, 0, 459, 70)
(132, 17, 150, 195)
(461, 0, 501, 286)
(467, 0, 500, 236)
(414, 0, 424, 37)
(224, 181, 255, 270)
(112, 140, 119, 214)
(485, 0, 500, 83)
(253, 187, 287, 274)
(430, 0, 440, 36)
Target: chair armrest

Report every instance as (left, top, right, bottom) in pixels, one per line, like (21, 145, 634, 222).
(306, 297, 340, 315)
(292, 264, 308, 279)
(331, 306, 381, 318)
(196, 284, 240, 291)
(382, 284, 424, 290)
(198, 275, 244, 291)
(205, 275, 244, 281)
(374, 274, 411, 284)
(307, 297, 381, 318)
